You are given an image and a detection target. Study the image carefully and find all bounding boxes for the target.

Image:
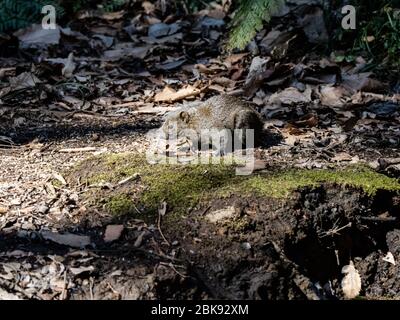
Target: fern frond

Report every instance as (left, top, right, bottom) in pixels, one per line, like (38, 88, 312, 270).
(227, 0, 284, 50)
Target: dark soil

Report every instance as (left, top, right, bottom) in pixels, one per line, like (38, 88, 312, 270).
(2, 183, 400, 300)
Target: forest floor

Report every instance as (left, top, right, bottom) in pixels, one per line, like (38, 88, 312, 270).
(0, 1, 400, 299)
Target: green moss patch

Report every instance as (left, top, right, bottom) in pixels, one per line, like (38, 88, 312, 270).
(105, 194, 137, 216)
(236, 166, 400, 198)
(68, 153, 400, 218)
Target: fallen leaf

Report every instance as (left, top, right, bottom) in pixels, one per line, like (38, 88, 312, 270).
(259, 29, 294, 53)
(148, 23, 181, 38)
(382, 252, 396, 265)
(269, 87, 312, 106)
(319, 85, 351, 107)
(14, 24, 61, 48)
(154, 85, 201, 103)
(295, 113, 318, 127)
(103, 44, 150, 61)
(9, 72, 41, 91)
(342, 72, 387, 93)
(243, 56, 270, 96)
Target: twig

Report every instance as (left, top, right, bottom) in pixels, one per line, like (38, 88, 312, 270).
(58, 147, 97, 153)
(319, 222, 352, 238)
(89, 278, 94, 300)
(360, 216, 397, 222)
(60, 271, 68, 300)
(159, 262, 189, 279)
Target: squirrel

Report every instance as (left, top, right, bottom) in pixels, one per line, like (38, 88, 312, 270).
(160, 95, 264, 152)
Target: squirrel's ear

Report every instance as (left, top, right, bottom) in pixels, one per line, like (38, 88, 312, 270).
(179, 111, 190, 123)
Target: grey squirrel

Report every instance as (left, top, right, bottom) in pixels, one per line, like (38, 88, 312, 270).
(160, 95, 264, 152)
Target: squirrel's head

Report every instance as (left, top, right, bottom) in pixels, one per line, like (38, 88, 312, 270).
(161, 110, 191, 138)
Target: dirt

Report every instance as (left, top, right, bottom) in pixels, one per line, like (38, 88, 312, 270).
(153, 185, 400, 300)
(0, 110, 399, 300)
(1, 146, 400, 300)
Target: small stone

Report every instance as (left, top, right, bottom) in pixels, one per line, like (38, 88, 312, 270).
(242, 242, 252, 250)
(104, 225, 124, 243)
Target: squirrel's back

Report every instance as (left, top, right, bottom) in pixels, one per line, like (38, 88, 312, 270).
(186, 95, 262, 131)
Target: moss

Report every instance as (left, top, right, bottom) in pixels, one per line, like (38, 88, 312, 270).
(141, 162, 234, 211)
(69, 153, 400, 219)
(224, 216, 251, 233)
(105, 194, 136, 216)
(51, 179, 63, 188)
(232, 165, 400, 198)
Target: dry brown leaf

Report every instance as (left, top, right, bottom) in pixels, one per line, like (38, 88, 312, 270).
(212, 76, 235, 88)
(295, 113, 318, 127)
(9, 72, 41, 91)
(103, 44, 150, 61)
(269, 87, 311, 106)
(142, 1, 155, 14)
(342, 72, 387, 93)
(223, 53, 248, 67)
(319, 85, 351, 107)
(208, 84, 226, 93)
(154, 85, 201, 103)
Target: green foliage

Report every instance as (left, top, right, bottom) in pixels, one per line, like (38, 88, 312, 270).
(0, 0, 64, 32)
(332, 1, 400, 68)
(227, 0, 284, 50)
(0, 0, 129, 32)
(355, 5, 400, 66)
